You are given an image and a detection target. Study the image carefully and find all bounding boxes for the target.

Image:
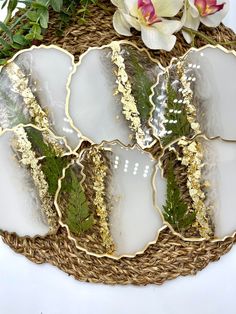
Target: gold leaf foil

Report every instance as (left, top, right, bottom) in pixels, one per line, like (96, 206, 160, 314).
(110, 42, 145, 146)
(177, 61, 201, 135)
(178, 139, 212, 238)
(5, 62, 63, 155)
(87, 147, 114, 254)
(12, 126, 57, 232)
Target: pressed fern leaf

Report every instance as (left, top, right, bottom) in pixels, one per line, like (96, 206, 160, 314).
(25, 126, 93, 234)
(64, 169, 94, 234)
(162, 80, 192, 146)
(25, 126, 69, 195)
(163, 160, 196, 232)
(125, 47, 155, 123)
(0, 87, 29, 128)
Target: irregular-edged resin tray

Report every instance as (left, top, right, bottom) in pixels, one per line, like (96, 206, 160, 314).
(0, 124, 71, 237)
(1, 41, 236, 261)
(55, 141, 165, 258)
(150, 45, 236, 147)
(155, 136, 236, 241)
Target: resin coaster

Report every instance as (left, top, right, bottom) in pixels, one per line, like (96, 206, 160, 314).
(1, 30, 236, 284)
(155, 136, 236, 241)
(55, 141, 165, 258)
(150, 45, 236, 147)
(68, 41, 162, 149)
(0, 125, 71, 237)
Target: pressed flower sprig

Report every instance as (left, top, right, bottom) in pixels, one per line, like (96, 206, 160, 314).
(111, 0, 233, 51)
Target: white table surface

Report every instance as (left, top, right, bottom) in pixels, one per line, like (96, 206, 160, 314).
(0, 3, 236, 314)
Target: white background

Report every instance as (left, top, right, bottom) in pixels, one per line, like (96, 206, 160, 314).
(0, 3, 236, 314)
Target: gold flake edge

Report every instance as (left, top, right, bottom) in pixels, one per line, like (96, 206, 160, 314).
(175, 61, 212, 237)
(110, 42, 146, 147)
(54, 139, 167, 260)
(5, 62, 65, 156)
(177, 138, 212, 238)
(177, 61, 201, 134)
(87, 147, 115, 254)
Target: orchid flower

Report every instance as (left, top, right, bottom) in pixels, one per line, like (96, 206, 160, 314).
(182, 0, 229, 43)
(111, 0, 184, 51)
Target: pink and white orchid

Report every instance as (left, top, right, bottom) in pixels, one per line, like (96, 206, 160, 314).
(182, 0, 229, 43)
(111, 0, 184, 51)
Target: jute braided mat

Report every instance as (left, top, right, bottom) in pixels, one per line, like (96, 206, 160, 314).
(2, 0, 236, 285)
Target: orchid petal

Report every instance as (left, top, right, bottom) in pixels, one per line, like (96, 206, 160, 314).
(183, 6, 201, 30)
(188, 0, 201, 18)
(153, 0, 184, 17)
(111, 0, 128, 12)
(155, 18, 183, 34)
(182, 6, 200, 43)
(123, 13, 141, 31)
(194, 0, 207, 13)
(141, 25, 177, 51)
(124, 0, 139, 17)
(113, 10, 132, 36)
(207, 0, 218, 5)
(200, 0, 229, 27)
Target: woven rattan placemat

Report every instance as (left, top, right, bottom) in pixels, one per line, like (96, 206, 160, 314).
(2, 0, 236, 285)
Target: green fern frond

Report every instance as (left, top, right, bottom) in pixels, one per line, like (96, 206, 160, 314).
(162, 80, 192, 146)
(64, 169, 94, 234)
(163, 160, 195, 231)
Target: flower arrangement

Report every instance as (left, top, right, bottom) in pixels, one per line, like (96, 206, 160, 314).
(112, 0, 230, 50)
(0, 0, 233, 61)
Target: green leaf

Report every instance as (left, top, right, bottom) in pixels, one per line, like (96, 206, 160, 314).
(1, 0, 8, 9)
(27, 11, 39, 22)
(25, 127, 69, 195)
(0, 21, 12, 39)
(0, 37, 12, 49)
(50, 0, 63, 12)
(162, 79, 192, 146)
(31, 23, 42, 38)
(24, 127, 93, 235)
(37, 0, 49, 4)
(13, 34, 29, 46)
(7, 0, 17, 12)
(163, 160, 196, 232)
(38, 7, 49, 28)
(0, 59, 7, 65)
(32, 0, 48, 9)
(125, 47, 155, 123)
(64, 169, 94, 235)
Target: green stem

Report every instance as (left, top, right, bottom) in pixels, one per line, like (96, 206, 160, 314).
(183, 26, 218, 45)
(10, 8, 32, 30)
(217, 41, 236, 46)
(183, 26, 236, 47)
(4, 9, 13, 25)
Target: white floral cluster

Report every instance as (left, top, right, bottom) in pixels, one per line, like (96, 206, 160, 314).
(111, 0, 229, 51)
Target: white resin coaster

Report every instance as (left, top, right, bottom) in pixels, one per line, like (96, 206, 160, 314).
(104, 142, 163, 256)
(0, 126, 56, 237)
(154, 136, 236, 241)
(68, 41, 162, 148)
(183, 46, 236, 141)
(56, 141, 165, 258)
(150, 45, 236, 147)
(0, 46, 80, 149)
(199, 137, 236, 240)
